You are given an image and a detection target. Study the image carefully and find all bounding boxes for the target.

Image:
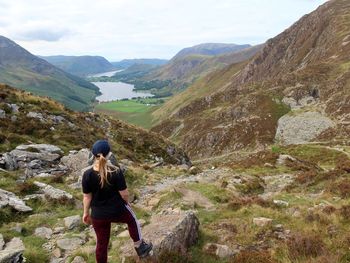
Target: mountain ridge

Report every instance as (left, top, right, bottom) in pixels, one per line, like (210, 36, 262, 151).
(40, 55, 115, 77)
(0, 36, 100, 111)
(172, 43, 252, 60)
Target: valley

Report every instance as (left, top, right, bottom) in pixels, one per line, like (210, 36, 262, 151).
(1, 0, 350, 262)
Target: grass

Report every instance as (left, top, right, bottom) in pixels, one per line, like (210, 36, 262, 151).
(186, 183, 231, 204)
(279, 144, 347, 169)
(23, 236, 50, 263)
(95, 98, 166, 128)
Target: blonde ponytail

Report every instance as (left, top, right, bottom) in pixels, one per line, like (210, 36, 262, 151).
(97, 154, 117, 188)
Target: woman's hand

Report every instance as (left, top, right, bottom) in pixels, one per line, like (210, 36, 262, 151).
(82, 193, 92, 225)
(83, 213, 92, 225)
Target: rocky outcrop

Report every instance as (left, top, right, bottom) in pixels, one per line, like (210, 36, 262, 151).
(10, 144, 62, 164)
(0, 189, 32, 212)
(275, 112, 335, 145)
(0, 153, 18, 171)
(0, 237, 25, 263)
(120, 211, 200, 260)
(33, 182, 73, 201)
(0, 249, 24, 263)
(60, 149, 90, 179)
(5, 238, 25, 251)
(1, 144, 68, 180)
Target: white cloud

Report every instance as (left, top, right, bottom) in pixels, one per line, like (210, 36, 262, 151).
(0, 0, 328, 60)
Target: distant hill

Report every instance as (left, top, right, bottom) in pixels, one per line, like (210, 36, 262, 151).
(172, 43, 251, 60)
(0, 36, 100, 111)
(148, 45, 262, 86)
(111, 59, 168, 69)
(152, 0, 350, 158)
(40, 55, 115, 77)
(108, 43, 257, 97)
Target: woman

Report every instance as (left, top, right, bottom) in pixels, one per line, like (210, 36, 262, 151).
(82, 140, 153, 263)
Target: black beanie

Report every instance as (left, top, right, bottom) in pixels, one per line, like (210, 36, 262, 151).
(92, 140, 111, 157)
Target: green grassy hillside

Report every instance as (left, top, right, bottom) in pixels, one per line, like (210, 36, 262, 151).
(0, 36, 100, 111)
(0, 84, 188, 163)
(95, 98, 166, 129)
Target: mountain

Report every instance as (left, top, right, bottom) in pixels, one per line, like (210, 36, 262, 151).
(111, 44, 259, 97)
(0, 36, 100, 111)
(152, 0, 350, 158)
(172, 43, 251, 60)
(40, 55, 115, 77)
(111, 58, 168, 69)
(147, 45, 262, 88)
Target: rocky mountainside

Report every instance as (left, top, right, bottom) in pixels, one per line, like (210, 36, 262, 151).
(0, 36, 100, 111)
(172, 43, 251, 60)
(40, 55, 115, 77)
(152, 0, 350, 158)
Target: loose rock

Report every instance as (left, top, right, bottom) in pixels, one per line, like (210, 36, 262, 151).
(64, 215, 81, 230)
(120, 211, 199, 260)
(56, 238, 84, 251)
(0, 234, 4, 250)
(253, 217, 273, 227)
(71, 256, 86, 263)
(275, 111, 335, 145)
(203, 243, 236, 258)
(34, 227, 53, 239)
(5, 238, 25, 251)
(0, 189, 32, 212)
(0, 249, 24, 263)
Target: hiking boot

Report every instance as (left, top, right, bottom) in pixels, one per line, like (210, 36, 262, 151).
(135, 240, 153, 258)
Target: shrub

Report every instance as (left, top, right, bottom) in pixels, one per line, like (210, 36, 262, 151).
(227, 196, 272, 211)
(0, 133, 6, 144)
(333, 179, 350, 198)
(287, 233, 325, 260)
(236, 179, 264, 195)
(339, 180, 350, 198)
(336, 156, 350, 173)
(296, 171, 318, 185)
(17, 182, 40, 195)
(50, 175, 64, 184)
(232, 250, 276, 263)
(322, 205, 336, 215)
(340, 205, 350, 219)
(46, 196, 75, 206)
(158, 251, 192, 263)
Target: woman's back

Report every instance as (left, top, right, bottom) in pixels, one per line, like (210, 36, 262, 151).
(82, 167, 127, 219)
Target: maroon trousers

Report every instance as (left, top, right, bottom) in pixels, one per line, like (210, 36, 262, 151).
(92, 204, 142, 263)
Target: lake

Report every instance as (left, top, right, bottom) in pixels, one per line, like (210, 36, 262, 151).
(93, 81, 153, 102)
(89, 70, 123, 77)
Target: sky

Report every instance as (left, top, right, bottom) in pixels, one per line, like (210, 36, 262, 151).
(0, 0, 328, 61)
